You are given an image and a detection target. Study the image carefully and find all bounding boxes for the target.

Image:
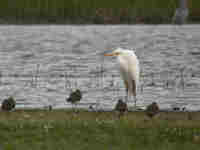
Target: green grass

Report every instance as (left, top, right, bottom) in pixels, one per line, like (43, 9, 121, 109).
(0, 0, 200, 24)
(0, 110, 200, 149)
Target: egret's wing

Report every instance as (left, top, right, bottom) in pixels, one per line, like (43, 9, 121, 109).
(129, 54, 140, 86)
(117, 53, 140, 97)
(118, 56, 129, 84)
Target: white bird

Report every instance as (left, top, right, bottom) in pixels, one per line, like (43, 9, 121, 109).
(104, 48, 140, 106)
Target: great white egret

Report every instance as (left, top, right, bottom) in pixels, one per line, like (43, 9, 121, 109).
(104, 48, 140, 106)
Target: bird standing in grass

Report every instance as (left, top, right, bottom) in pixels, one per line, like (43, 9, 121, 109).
(104, 48, 140, 106)
(145, 102, 159, 118)
(115, 99, 128, 117)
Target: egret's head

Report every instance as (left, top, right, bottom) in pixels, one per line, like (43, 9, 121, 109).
(104, 48, 133, 57)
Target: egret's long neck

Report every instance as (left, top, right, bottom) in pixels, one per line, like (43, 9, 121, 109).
(117, 54, 131, 65)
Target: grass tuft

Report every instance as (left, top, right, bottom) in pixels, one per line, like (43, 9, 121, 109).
(0, 110, 200, 149)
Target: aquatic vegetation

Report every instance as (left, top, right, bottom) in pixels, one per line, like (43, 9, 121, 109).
(66, 89, 82, 111)
(67, 89, 82, 104)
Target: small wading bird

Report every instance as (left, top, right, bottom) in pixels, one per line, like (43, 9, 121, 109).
(104, 48, 140, 106)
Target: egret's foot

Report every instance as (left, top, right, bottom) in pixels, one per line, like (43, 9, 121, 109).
(128, 105, 143, 111)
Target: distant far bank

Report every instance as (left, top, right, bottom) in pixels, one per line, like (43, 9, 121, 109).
(0, 0, 200, 24)
(0, 18, 199, 25)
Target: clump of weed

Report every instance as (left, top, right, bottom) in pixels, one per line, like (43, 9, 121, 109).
(66, 89, 82, 111)
(1, 96, 16, 111)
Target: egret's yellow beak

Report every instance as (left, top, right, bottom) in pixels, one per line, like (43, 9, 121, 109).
(104, 53, 115, 56)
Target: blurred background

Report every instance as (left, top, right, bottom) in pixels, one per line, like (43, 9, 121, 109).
(0, 0, 199, 24)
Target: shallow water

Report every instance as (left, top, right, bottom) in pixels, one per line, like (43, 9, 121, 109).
(0, 25, 200, 111)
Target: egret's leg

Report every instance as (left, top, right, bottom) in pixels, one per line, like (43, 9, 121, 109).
(124, 81, 129, 103)
(132, 80, 137, 107)
(125, 88, 128, 103)
(126, 90, 130, 103)
(134, 96, 137, 107)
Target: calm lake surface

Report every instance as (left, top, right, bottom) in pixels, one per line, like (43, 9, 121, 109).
(0, 25, 200, 111)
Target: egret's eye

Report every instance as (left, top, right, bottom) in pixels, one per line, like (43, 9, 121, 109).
(115, 52, 120, 55)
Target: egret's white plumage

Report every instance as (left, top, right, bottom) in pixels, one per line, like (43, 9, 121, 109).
(104, 48, 140, 105)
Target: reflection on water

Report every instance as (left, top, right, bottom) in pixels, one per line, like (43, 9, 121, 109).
(0, 25, 200, 111)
